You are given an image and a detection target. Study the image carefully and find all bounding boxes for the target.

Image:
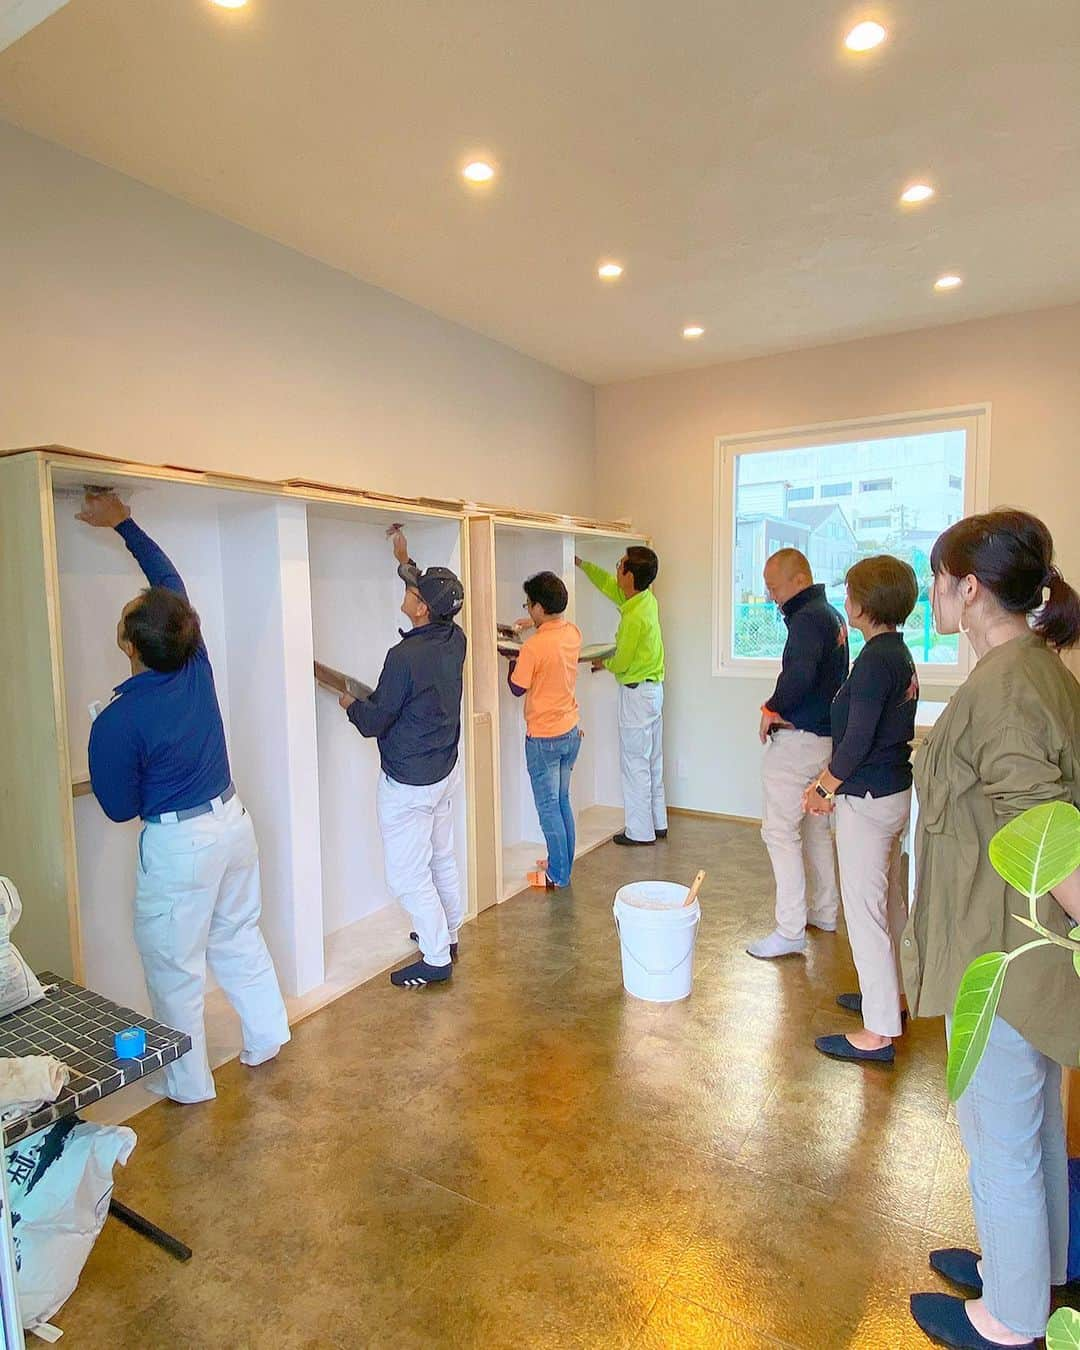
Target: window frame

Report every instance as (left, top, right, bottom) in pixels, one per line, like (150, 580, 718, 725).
(712, 404, 991, 683)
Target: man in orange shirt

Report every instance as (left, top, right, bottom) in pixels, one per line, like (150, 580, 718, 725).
(505, 571, 584, 890)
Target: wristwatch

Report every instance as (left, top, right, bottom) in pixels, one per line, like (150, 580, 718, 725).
(814, 780, 836, 802)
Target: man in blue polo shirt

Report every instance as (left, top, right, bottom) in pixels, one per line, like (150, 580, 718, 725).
(80, 491, 289, 1103)
(748, 548, 849, 960)
(338, 527, 466, 989)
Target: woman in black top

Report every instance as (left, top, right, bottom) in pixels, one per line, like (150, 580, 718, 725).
(801, 556, 920, 1065)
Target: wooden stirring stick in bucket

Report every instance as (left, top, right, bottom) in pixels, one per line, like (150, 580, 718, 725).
(683, 870, 706, 906)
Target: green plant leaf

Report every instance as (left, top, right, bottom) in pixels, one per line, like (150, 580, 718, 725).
(947, 952, 1009, 1102)
(1046, 1305, 1080, 1350)
(988, 801, 1080, 899)
(1072, 926, 1080, 980)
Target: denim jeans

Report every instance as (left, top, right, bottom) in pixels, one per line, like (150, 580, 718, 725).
(525, 727, 583, 887)
(947, 1014, 1069, 1338)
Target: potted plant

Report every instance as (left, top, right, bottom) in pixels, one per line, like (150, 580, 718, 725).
(947, 801, 1080, 1102)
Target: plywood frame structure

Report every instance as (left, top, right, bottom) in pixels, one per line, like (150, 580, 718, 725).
(0, 445, 649, 1039)
(1, 446, 485, 1024)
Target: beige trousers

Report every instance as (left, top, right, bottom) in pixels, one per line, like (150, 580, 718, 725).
(760, 730, 840, 939)
(834, 788, 912, 1037)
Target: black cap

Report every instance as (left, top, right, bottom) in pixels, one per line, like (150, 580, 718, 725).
(418, 566, 464, 620)
(398, 560, 463, 619)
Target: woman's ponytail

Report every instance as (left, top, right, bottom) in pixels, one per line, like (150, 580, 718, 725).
(1033, 566, 1080, 650)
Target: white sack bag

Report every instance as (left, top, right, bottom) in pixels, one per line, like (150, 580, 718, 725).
(9, 1117, 137, 1338)
(0, 878, 46, 1017)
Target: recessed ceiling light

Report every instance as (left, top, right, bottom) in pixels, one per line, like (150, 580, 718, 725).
(682, 325, 705, 339)
(597, 262, 624, 280)
(844, 20, 887, 51)
(900, 182, 935, 205)
(210, 0, 248, 8)
(934, 274, 963, 291)
(462, 161, 496, 184)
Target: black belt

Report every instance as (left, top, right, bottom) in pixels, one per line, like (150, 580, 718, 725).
(625, 679, 660, 689)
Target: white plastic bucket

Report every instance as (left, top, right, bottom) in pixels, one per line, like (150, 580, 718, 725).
(613, 881, 701, 1003)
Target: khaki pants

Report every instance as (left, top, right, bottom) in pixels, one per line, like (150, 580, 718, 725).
(834, 788, 912, 1037)
(760, 730, 839, 939)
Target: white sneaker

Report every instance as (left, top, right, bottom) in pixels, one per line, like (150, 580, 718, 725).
(806, 914, 838, 933)
(239, 1044, 284, 1068)
(746, 929, 807, 960)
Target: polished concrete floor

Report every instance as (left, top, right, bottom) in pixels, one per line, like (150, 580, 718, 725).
(61, 816, 982, 1349)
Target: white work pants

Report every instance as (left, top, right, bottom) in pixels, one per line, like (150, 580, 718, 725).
(377, 766, 463, 967)
(760, 730, 839, 939)
(834, 789, 912, 1037)
(618, 682, 668, 843)
(134, 794, 290, 1103)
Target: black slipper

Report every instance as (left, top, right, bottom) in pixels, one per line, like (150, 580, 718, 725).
(930, 1250, 982, 1294)
(836, 992, 907, 1022)
(909, 1293, 1035, 1349)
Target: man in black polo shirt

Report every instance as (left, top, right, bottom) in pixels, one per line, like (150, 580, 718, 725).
(748, 548, 848, 960)
(338, 528, 466, 988)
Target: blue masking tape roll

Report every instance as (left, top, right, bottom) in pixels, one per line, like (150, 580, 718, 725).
(114, 1026, 147, 1060)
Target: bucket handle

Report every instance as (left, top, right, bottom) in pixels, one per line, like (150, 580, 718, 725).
(614, 913, 699, 977)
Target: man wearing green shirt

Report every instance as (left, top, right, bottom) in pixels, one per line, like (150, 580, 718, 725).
(577, 547, 667, 845)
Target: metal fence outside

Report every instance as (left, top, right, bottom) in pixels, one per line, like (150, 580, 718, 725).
(733, 597, 958, 664)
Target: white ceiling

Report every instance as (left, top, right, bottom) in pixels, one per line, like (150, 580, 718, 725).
(2, 0, 1078, 383)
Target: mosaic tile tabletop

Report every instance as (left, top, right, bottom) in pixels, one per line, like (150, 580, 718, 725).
(0, 975, 190, 1146)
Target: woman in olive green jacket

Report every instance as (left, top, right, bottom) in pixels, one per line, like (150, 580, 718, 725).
(904, 511, 1080, 1350)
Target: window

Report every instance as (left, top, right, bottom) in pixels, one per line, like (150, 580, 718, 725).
(715, 407, 987, 678)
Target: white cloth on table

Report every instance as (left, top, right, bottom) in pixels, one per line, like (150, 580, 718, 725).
(0, 1055, 70, 1120)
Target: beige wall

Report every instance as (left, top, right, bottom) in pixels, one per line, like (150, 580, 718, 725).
(0, 121, 595, 513)
(596, 303, 1080, 818)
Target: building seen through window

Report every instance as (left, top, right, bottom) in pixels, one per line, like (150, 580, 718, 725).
(732, 429, 967, 664)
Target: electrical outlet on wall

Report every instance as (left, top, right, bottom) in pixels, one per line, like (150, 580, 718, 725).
(675, 758, 688, 780)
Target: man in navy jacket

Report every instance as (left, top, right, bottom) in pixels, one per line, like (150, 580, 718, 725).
(339, 527, 466, 988)
(81, 491, 289, 1103)
(748, 548, 848, 960)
